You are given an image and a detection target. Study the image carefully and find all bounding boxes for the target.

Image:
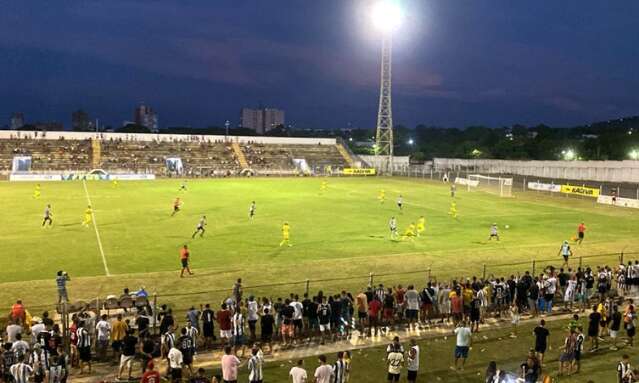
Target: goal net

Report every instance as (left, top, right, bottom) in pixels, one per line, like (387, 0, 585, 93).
(468, 174, 513, 197)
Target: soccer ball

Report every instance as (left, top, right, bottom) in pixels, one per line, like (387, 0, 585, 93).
(504, 225, 510, 229)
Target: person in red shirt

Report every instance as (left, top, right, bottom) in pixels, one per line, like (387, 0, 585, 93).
(451, 292, 464, 326)
(217, 303, 232, 345)
(179, 245, 193, 277)
(577, 222, 586, 245)
(367, 295, 382, 337)
(10, 300, 25, 324)
(140, 361, 160, 383)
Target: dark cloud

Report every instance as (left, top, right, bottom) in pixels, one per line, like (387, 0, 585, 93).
(0, 0, 637, 129)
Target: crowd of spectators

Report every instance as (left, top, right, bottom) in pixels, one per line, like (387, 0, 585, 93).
(1, 261, 639, 382)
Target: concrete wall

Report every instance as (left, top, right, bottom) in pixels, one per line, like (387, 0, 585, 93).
(433, 158, 639, 183)
(0, 130, 336, 146)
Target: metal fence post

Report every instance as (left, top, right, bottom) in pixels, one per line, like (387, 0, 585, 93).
(620, 252, 624, 266)
(427, 267, 432, 281)
(482, 264, 487, 280)
(579, 256, 583, 269)
(305, 279, 310, 295)
(369, 272, 374, 287)
(152, 293, 158, 336)
(532, 260, 536, 277)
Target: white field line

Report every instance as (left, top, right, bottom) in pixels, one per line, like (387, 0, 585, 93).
(82, 180, 111, 276)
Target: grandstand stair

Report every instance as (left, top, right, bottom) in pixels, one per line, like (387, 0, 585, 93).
(231, 141, 249, 169)
(335, 142, 355, 167)
(91, 138, 101, 168)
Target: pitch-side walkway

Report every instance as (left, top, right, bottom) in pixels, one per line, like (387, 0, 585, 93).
(72, 309, 579, 383)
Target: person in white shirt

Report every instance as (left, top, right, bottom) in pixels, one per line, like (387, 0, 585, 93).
(167, 346, 183, 382)
(387, 343, 404, 382)
(454, 321, 472, 371)
(11, 334, 30, 358)
(289, 359, 308, 383)
(313, 355, 333, 383)
(95, 314, 111, 362)
(406, 339, 420, 383)
(290, 296, 304, 339)
(30, 321, 46, 343)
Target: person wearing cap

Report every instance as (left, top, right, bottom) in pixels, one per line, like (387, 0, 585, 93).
(140, 360, 160, 383)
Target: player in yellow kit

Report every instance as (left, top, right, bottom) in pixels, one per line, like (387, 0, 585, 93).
(279, 222, 292, 247)
(82, 205, 93, 227)
(33, 184, 41, 199)
(320, 180, 328, 192)
(448, 201, 458, 219)
(402, 222, 416, 241)
(378, 189, 385, 204)
(416, 216, 426, 236)
(112, 179, 119, 188)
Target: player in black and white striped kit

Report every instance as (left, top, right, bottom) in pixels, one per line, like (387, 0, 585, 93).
(249, 201, 256, 220)
(191, 216, 207, 239)
(76, 321, 92, 375)
(9, 354, 32, 383)
(42, 204, 53, 227)
(332, 351, 347, 383)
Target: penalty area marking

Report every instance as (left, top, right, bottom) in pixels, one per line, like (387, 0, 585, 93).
(82, 180, 111, 276)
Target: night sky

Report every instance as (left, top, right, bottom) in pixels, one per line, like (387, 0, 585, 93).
(0, 1, 637, 130)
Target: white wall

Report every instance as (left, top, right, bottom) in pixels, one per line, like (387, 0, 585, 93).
(433, 158, 639, 183)
(0, 130, 336, 146)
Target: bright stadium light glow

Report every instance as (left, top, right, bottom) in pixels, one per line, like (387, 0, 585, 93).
(562, 149, 576, 160)
(630, 149, 639, 160)
(371, 1, 403, 33)
(407, 138, 414, 145)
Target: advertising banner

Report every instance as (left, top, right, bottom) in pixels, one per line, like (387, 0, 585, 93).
(560, 184, 600, 197)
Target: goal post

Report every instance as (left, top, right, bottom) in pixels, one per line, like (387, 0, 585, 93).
(467, 174, 513, 197)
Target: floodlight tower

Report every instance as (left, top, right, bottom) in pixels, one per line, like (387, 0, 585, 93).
(372, 1, 402, 174)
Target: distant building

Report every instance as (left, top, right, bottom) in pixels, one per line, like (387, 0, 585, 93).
(10, 113, 24, 130)
(71, 109, 93, 131)
(263, 108, 285, 132)
(134, 103, 158, 132)
(240, 107, 285, 134)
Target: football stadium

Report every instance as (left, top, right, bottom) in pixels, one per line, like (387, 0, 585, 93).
(2, 1, 639, 383)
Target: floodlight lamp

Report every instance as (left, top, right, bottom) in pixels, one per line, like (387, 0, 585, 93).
(371, 1, 403, 33)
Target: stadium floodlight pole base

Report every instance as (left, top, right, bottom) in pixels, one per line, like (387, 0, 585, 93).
(375, 35, 394, 176)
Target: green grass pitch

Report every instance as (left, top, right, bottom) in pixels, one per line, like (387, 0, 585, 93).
(1, 176, 637, 311)
(3, 176, 639, 382)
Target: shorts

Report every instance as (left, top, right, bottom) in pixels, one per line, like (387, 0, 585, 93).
(559, 351, 574, 362)
(387, 372, 400, 382)
(610, 330, 618, 338)
(535, 344, 547, 354)
(319, 323, 331, 332)
(171, 367, 182, 380)
(406, 309, 418, 320)
(183, 353, 193, 365)
(358, 311, 367, 319)
(232, 335, 245, 346)
(407, 370, 417, 381)
(79, 346, 92, 362)
(112, 340, 122, 351)
(261, 332, 272, 343)
(574, 350, 581, 361)
(220, 330, 232, 339)
(293, 319, 303, 330)
(203, 323, 214, 338)
(578, 232, 584, 239)
(454, 346, 469, 359)
(119, 354, 134, 369)
(181, 259, 189, 268)
(383, 308, 394, 320)
(563, 255, 569, 262)
(280, 324, 294, 337)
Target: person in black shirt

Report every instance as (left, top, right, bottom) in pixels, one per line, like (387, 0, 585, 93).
(307, 297, 319, 339)
(533, 319, 549, 367)
(610, 305, 623, 350)
(588, 305, 602, 351)
(260, 308, 274, 354)
(280, 299, 295, 348)
(1, 343, 15, 383)
(178, 327, 195, 376)
(520, 350, 541, 383)
(117, 329, 138, 381)
(528, 279, 539, 317)
(136, 311, 150, 339)
(201, 303, 216, 349)
(160, 308, 175, 335)
(141, 334, 156, 373)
